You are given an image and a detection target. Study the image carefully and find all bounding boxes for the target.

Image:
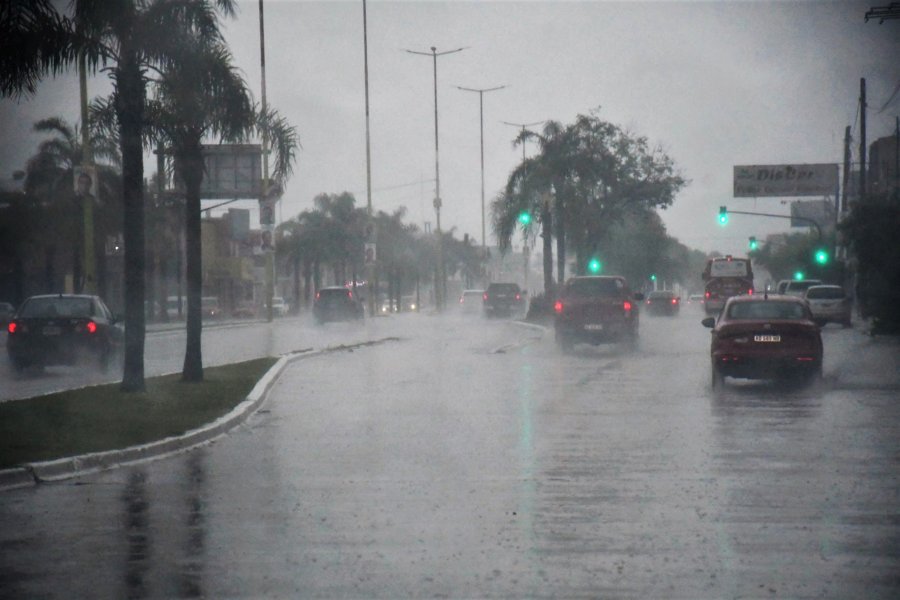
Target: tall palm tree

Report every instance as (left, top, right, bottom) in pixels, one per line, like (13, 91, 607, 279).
(2, 0, 239, 392)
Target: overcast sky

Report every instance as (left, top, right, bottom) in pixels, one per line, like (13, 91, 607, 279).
(2, 0, 899, 259)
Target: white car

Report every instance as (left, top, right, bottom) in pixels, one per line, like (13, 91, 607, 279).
(269, 297, 289, 317)
(804, 285, 851, 327)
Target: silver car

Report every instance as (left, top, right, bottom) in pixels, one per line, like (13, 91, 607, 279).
(804, 285, 852, 327)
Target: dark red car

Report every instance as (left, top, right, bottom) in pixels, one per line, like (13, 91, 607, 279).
(702, 294, 822, 387)
(554, 276, 643, 351)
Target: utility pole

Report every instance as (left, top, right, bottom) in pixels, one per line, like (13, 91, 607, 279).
(860, 77, 867, 199)
(363, 0, 376, 316)
(405, 46, 466, 312)
(259, 0, 274, 322)
(456, 85, 505, 254)
(842, 125, 851, 213)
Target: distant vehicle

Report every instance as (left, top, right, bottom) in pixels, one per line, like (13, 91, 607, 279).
(6, 294, 123, 372)
(266, 296, 289, 317)
(776, 280, 791, 294)
(783, 279, 822, 298)
(702, 294, 822, 388)
(553, 276, 643, 351)
(645, 290, 680, 316)
(0, 302, 15, 327)
(313, 286, 363, 324)
(687, 294, 705, 307)
(201, 296, 221, 319)
(702, 256, 754, 314)
(401, 295, 418, 312)
(166, 295, 186, 319)
(232, 302, 257, 319)
(458, 289, 484, 314)
(483, 282, 526, 318)
(804, 285, 852, 327)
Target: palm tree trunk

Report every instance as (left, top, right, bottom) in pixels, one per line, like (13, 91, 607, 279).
(117, 53, 146, 392)
(181, 142, 204, 382)
(541, 204, 553, 297)
(555, 189, 566, 285)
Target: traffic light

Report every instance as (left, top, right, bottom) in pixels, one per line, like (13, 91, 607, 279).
(587, 258, 602, 274)
(748, 236, 758, 251)
(718, 206, 728, 226)
(794, 270, 805, 281)
(517, 211, 532, 226)
(814, 248, 829, 265)
(650, 274, 657, 282)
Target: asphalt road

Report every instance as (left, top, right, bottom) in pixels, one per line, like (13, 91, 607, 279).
(1, 308, 899, 598)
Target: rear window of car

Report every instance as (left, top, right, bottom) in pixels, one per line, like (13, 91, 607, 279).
(727, 300, 806, 320)
(318, 288, 350, 300)
(20, 297, 94, 318)
(805, 287, 845, 300)
(566, 278, 624, 297)
(487, 284, 519, 294)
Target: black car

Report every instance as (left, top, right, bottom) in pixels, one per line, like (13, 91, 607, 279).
(644, 290, 680, 316)
(554, 276, 643, 351)
(6, 294, 123, 371)
(313, 287, 364, 323)
(483, 282, 526, 318)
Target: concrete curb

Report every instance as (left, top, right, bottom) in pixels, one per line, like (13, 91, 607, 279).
(0, 349, 321, 492)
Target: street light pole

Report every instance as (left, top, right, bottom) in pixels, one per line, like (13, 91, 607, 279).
(456, 85, 505, 254)
(259, 0, 274, 323)
(362, 0, 376, 316)
(502, 120, 545, 162)
(502, 120, 544, 289)
(405, 46, 466, 312)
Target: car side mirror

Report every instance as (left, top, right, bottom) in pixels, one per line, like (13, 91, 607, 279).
(634, 292, 645, 301)
(701, 317, 716, 328)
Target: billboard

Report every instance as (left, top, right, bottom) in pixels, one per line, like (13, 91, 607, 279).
(733, 164, 838, 197)
(175, 144, 262, 199)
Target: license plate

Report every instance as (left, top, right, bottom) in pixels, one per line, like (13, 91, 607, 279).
(42, 326, 61, 336)
(584, 323, 604, 331)
(754, 335, 780, 342)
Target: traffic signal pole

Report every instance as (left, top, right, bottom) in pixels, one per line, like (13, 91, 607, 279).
(721, 208, 823, 242)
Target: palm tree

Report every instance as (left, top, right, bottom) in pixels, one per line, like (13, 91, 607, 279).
(2, 0, 239, 392)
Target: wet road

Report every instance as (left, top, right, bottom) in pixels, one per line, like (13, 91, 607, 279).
(2, 309, 899, 598)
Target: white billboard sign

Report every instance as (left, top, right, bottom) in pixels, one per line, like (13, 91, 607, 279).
(175, 144, 262, 199)
(733, 164, 838, 198)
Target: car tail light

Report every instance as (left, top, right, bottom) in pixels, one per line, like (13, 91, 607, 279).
(646, 299, 651, 304)
(7, 321, 16, 334)
(623, 301, 632, 312)
(483, 292, 488, 301)
(348, 291, 353, 299)
(705, 291, 711, 299)
(671, 298, 677, 305)
(86, 320, 97, 334)
(315, 292, 320, 300)
(748, 288, 754, 295)
(554, 301, 563, 314)
(515, 293, 521, 301)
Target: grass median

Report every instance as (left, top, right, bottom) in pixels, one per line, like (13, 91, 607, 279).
(0, 357, 278, 470)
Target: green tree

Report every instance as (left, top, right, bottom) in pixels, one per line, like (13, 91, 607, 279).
(1, 0, 241, 391)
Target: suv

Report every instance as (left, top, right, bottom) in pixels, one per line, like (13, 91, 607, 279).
(553, 276, 644, 351)
(313, 287, 363, 323)
(784, 279, 822, 298)
(483, 282, 525, 318)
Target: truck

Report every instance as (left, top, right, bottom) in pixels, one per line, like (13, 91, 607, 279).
(702, 256, 754, 314)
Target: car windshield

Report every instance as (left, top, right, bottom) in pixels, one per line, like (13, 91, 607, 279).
(20, 297, 94, 318)
(727, 300, 806, 320)
(806, 287, 845, 300)
(567, 278, 624, 297)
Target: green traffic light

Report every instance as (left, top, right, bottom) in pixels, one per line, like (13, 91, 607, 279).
(794, 271, 805, 280)
(814, 249, 829, 265)
(517, 211, 532, 226)
(650, 274, 657, 281)
(588, 258, 602, 274)
(749, 236, 758, 251)
(718, 206, 728, 226)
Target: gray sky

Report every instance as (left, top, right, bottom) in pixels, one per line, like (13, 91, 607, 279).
(2, 0, 899, 259)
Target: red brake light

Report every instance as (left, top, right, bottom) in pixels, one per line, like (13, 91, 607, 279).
(348, 291, 353, 299)
(623, 301, 632, 312)
(671, 298, 677, 304)
(7, 322, 16, 334)
(515, 293, 521, 301)
(748, 288, 753, 295)
(554, 300, 563, 314)
(483, 293, 488, 301)
(705, 291, 711, 299)
(86, 320, 97, 334)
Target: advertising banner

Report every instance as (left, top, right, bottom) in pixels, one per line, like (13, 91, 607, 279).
(733, 164, 838, 197)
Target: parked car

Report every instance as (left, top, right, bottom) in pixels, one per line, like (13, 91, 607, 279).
(645, 290, 681, 316)
(783, 279, 822, 298)
(6, 294, 124, 372)
(483, 282, 526, 318)
(313, 287, 364, 323)
(702, 294, 822, 388)
(553, 276, 643, 351)
(0, 302, 15, 328)
(458, 289, 484, 314)
(201, 296, 222, 319)
(804, 285, 852, 327)
(266, 296, 289, 317)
